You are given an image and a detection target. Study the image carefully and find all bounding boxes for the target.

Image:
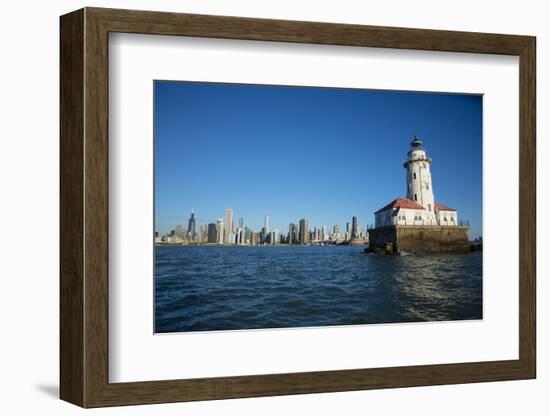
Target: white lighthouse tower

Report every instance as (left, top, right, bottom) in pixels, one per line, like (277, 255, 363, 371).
(370, 136, 468, 252)
(403, 137, 436, 222)
(374, 137, 460, 228)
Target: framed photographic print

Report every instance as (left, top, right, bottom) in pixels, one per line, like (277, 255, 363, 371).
(60, 7, 536, 407)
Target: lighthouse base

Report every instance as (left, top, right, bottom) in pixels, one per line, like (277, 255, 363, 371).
(368, 225, 470, 254)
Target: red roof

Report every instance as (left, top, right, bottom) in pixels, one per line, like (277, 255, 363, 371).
(375, 198, 425, 214)
(435, 202, 456, 211)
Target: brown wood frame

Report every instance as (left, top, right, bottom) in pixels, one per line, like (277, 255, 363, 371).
(60, 7, 536, 408)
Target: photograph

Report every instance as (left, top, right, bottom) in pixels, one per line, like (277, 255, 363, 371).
(49, 4, 540, 410)
(153, 81, 483, 333)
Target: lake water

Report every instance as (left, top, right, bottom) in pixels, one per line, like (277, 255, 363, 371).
(155, 245, 482, 333)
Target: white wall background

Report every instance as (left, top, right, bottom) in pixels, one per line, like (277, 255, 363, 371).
(0, 0, 545, 414)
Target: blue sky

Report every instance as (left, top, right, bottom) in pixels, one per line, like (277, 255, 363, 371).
(154, 81, 483, 238)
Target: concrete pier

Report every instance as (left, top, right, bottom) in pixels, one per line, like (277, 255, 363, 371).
(368, 225, 470, 253)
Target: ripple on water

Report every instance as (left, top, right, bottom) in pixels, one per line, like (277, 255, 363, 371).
(154, 246, 482, 333)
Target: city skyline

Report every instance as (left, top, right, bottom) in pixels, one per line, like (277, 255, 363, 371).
(156, 207, 370, 246)
(155, 208, 370, 237)
(155, 81, 482, 238)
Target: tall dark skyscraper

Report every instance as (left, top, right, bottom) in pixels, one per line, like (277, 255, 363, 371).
(351, 216, 358, 239)
(299, 219, 308, 245)
(207, 223, 217, 243)
(187, 209, 196, 239)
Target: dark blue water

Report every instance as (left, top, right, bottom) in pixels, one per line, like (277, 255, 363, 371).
(155, 245, 482, 333)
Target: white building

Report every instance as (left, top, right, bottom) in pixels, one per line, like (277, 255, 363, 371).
(217, 218, 225, 244)
(224, 208, 233, 244)
(273, 229, 280, 244)
(321, 225, 328, 241)
(374, 137, 459, 228)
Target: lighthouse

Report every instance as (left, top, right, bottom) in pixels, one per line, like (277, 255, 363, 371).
(402, 137, 437, 225)
(405, 137, 434, 210)
(369, 137, 469, 253)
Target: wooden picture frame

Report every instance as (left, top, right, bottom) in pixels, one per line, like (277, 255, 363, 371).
(60, 7, 536, 408)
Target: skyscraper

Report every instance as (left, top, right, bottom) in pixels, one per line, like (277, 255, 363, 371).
(174, 224, 185, 238)
(260, 215, 270, 244)
(353, 216, 360, 238)
(288, 223, 297, 245)
(250, 231, 259, 246)
(207, 223, 217, 243)
(299, 218, 308, 245)
(351, 216, 358, 239)
(234, 217, 244, 244)
(199, 223, 207, 243)
(187, 209, 196, 240)
(321, 225, 328, 241)
(224, 208, 233, 244)
(217, 218, 225, 244)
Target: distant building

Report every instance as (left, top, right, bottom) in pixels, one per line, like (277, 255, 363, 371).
(351, 216, 358, 239)
(187, 209, 196, 240)
(288, 223, 297, 245)
(250, 231, 260, 246)
(321, 225, 328, 241)
(299, 219, 308, 244)
(224, 209, 233, 244)
(259, 215, 270, 244)
(217, 218, 225, 244)
(154, 232, 162, 244)
(269, 229, 279, 244)
(207, 223, 217, 243)
(236, 228, 244, 244)
(174, 224, 185, 239)
(197, 223, 207, 243)
(164, 235, 185, 244)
